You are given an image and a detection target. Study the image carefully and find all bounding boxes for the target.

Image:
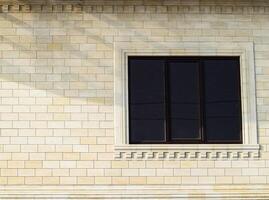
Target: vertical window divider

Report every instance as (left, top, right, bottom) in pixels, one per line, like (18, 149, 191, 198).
(164, 57, 170, 143)
(199, 59, 206, 143)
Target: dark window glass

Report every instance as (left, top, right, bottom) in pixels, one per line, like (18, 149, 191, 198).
(203, 59, 241, 143)
(128, 56, 242, 144)
(129, 58, 166, 143)
(168, 61, 200, 140)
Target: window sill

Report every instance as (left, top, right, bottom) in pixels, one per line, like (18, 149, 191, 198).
(114, 144, 260, 159)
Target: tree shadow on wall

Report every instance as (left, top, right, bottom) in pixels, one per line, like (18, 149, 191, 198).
(0, 10, 114, 106)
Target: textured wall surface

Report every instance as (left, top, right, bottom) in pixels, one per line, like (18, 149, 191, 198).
(0, 0, 269, 199)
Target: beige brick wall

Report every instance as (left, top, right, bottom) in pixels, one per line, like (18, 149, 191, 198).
(0, 0, 268, 196)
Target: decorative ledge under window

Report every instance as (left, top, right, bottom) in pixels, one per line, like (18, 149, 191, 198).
(114, 41, 259, 159)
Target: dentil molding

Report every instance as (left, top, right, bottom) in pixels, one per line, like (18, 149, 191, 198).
(0, 4, 268, 14)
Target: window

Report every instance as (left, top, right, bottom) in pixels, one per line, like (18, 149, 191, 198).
(128, 56, 242, 144)
(114, 41, 259, 159)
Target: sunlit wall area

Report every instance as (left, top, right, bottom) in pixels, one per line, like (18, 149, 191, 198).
(0, 0, 268, 198)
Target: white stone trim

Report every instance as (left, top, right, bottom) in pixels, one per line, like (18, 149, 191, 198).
(114, 41, 259, 159)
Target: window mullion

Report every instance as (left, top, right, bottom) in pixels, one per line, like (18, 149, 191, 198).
(199, 59, 206, 144)
(164, 58, 170, 143)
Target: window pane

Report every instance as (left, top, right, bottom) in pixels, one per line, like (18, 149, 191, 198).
(168, 61, 200, 140)
(203, 58, 241, 143)
(129, 58, 165, 143)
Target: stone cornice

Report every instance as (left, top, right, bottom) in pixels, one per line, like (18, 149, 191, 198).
(0, 4, 268, 14)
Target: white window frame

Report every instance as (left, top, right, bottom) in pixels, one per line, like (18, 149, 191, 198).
(114, 41, 259, 159)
